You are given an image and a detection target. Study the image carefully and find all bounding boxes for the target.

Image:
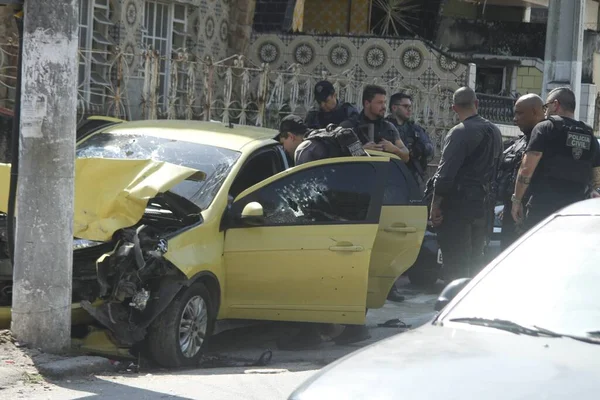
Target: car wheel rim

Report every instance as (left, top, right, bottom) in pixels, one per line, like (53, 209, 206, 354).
(179, 295, 208, 358)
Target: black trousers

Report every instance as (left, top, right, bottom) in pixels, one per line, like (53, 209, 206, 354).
(437, 206, 487, 283)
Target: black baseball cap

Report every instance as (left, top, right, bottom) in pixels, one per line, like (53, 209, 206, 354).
(274, 114, 309, 141)
(314, 80, 335, 103)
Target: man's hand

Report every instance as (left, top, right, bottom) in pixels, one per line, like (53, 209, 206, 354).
(511, 201, 524, 224)
(430, 204, 443, 227)
(363, 142, 383, 151)
(380, 139, 399, 154)
(591, 190, 600, 199)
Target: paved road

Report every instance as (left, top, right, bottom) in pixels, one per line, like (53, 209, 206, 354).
(1, 278, 441, 399)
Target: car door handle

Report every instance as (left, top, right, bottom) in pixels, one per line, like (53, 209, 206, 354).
(384, 226, 417, 233)
(329, 245, 364, 252)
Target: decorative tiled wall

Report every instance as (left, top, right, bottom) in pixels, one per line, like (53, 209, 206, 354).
(249, 32, 468, 92)
(115, 0, 230, 119)
(118, 0, 230, 65)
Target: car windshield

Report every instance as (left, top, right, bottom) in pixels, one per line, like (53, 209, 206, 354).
(76, 132, 241, 210)
(445, 215, 600, 338)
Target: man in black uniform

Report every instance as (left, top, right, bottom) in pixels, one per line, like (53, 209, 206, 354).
(304, 81, 359, 129)
(511, 87, 600, 228)
(431, 87, 503, 282)
(386, 93, 435, 190)
(496, 94, 544, 250)
(275, 114, 366, 166)
(341, 84, 410, 162)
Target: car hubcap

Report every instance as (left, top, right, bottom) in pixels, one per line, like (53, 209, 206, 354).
(179, 295, 208, 358)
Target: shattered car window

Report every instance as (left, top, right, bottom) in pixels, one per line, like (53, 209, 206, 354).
(241, 163, 376, 225)
(76, 133, 241, 210)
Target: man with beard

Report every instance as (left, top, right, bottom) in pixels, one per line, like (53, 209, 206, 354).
(496, 94, 544, 250)
(304, 80, 359, 129)
(341, 85, 410, 162)
(387, 93, 435, 190)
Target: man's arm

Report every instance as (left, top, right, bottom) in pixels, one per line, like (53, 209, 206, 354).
(429, 127, 468, 226)
(432, 127, 469, 196)
(592, 167, 600, 198)
(380, 124, 410, 162)
(513, 151, 542, 200)
(380, 138, 409, 162)
(511, 120, 551, 222)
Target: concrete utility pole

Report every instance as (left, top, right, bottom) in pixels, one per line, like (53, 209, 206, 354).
(542, 0, 585, 117)
(11, 0, 78, 352)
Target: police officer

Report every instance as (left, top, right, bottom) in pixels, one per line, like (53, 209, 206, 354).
(430, 87, 503, 282)
(511, 87, 600, 228)
(275, 114, 366, 166)
(496, 94, 544, 250)
(341, 84, 410, 162)
(387, 93, 435, 189)
(304, 81, 359, 129)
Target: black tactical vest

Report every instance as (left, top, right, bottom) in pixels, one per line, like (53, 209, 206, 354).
(305, 124, 368, 157)
(497, 136, 529, 199)
(536, 116, 596, 186)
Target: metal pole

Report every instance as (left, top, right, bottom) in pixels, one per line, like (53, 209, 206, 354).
(11, 0, 78, 353)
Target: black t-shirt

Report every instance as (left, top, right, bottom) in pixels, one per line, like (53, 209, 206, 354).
(526, 118, 600, 198)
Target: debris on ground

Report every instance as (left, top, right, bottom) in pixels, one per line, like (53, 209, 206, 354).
(0, 329, 15, 345)
(377, 318, 412, 329)
(0, 329, 115, 388)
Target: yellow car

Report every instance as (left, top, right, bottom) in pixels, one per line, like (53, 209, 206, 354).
(0, 119, 426, 367)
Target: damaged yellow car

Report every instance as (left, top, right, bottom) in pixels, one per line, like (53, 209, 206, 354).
(0, 119, 427, 367)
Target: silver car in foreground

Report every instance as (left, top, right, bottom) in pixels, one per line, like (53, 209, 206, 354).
(290, 198, 600, 400)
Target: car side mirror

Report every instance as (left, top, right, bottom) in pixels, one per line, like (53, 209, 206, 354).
(434, 278, 471, 312)
(240, 202, 264, 225)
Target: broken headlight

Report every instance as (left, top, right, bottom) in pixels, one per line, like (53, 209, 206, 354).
(73, 238, 106, 250)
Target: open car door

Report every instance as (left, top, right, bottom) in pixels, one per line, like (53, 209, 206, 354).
(223, 157, 390, 325)
(367, 158, 428, 308)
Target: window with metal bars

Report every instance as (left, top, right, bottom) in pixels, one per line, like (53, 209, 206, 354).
(141, 0, 189, 110)
(78, 0, 115, 112)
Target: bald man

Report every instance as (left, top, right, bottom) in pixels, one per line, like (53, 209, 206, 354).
(496, 94, 545, 250)
(430, 87, 503, 282)
(512, 87, 600, 229)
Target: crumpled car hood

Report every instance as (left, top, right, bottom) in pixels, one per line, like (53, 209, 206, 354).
(0, 158, 201, 241)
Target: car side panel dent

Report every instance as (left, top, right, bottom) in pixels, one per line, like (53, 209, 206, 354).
(163, 219, 226, 316)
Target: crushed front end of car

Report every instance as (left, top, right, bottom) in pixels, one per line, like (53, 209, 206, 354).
(0, 158, 204, 346)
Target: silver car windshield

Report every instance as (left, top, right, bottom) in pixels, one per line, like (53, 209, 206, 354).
(445, 215, 600, 337)
(76, 132, 241, 210)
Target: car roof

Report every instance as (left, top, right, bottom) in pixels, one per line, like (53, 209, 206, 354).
(555, 198, 600, 216)
(102, 120, 278, 151)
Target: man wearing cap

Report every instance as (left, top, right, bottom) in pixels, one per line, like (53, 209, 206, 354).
(275, 114, 335, 166)
(305, 80, 359, 130)
(276, 114, 367, 166)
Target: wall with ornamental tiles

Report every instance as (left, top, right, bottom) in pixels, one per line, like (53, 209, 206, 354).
(248, 32, 469, 155)
(249, 32, 468, 95)
(112, 0, 231, 119)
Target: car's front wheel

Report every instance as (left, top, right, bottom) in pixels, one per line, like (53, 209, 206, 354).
(146, 282, 215, 368)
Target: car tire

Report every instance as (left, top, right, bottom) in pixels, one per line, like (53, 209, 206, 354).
(146, 282, 215, 368)
(407, 267, 439, 287)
